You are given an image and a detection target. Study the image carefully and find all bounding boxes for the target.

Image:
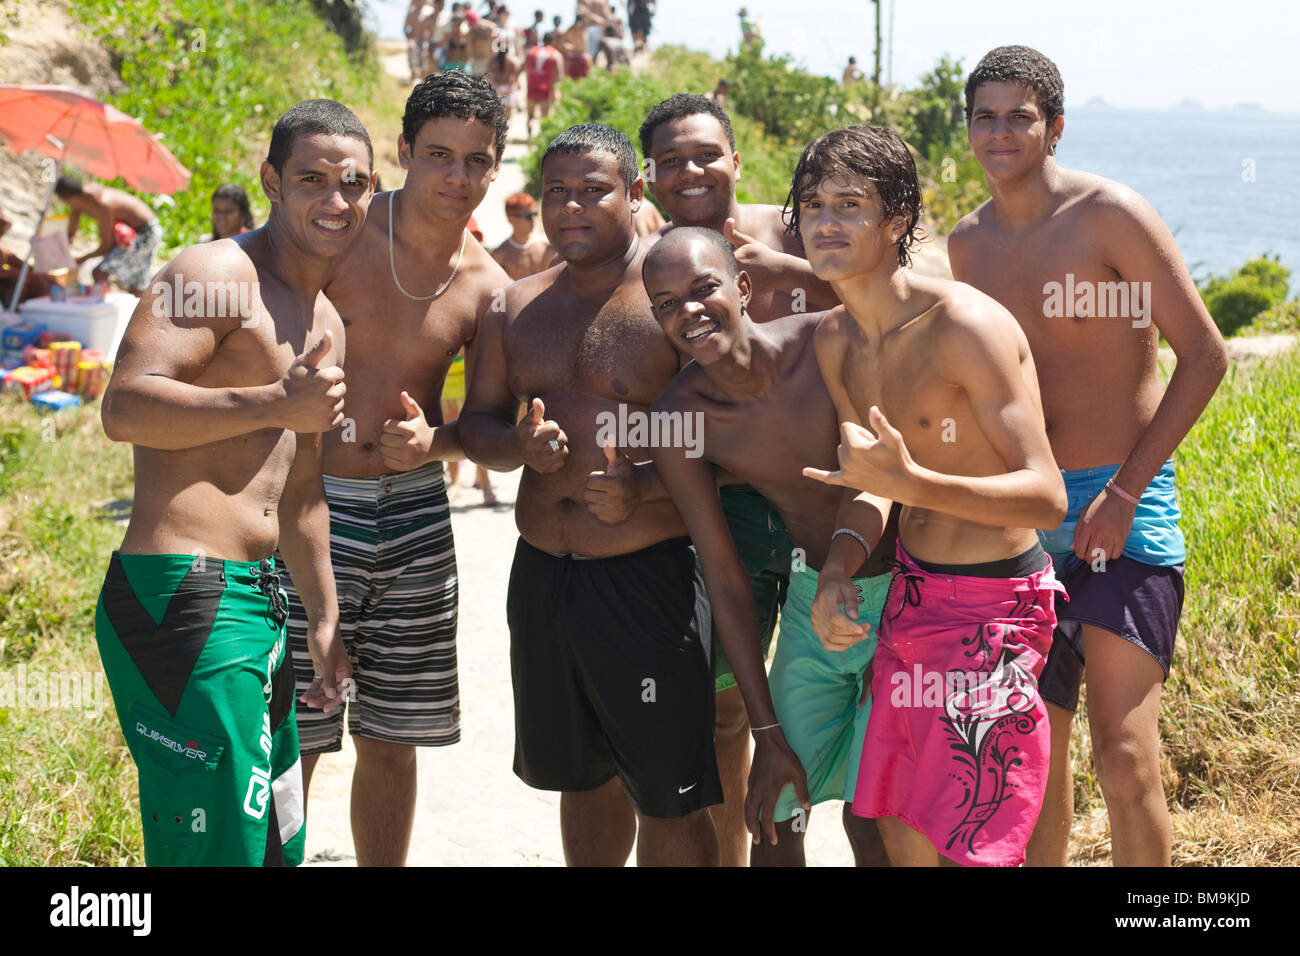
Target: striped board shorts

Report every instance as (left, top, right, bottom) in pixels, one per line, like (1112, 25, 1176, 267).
(280, 463, 460, 753)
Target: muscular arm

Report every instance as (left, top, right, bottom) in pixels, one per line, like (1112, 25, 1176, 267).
(1095, 191, 1228, 495)
(100, 249, 293, 449)
(277, 430, 339, 633)
(909, 308, 1067, 528)
(459, 295, 527, 469)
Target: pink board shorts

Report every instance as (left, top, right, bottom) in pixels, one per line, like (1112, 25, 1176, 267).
(851, 541, 1064, 866)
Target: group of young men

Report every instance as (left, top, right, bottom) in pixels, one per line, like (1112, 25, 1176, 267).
(94, 44, 1226, 868)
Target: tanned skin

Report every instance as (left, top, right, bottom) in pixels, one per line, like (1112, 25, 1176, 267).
(101, 131, 375, 715)
(643, 229, 896, 866)
(492, 207, 555, 280)
(301, 113, 511, 867)
(637, 107, 836, 864)
(799, 170, 1067, 866)
(645, 112, 838, 321)
(460, 147, 802, 866)
(63, 182, 158, 288)
(949, 79, 1227, 867)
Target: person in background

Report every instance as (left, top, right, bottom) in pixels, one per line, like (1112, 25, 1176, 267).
(490, 192, 554, 280)
(627, 0, 653, 52)
(0, 211, 55, 305)
(577, 0, 610, 58)
(525, 31, 565, 143)
(738, 7, 761, 47)
(707, 78, 730, 109)
(559, 17, 593, 81)
(201, 183, 256, 242)
(56, 174, 162, 295)
(524, 8, 544, 49)
(597, 24, 630, 72)
(842, 56, 864, 85)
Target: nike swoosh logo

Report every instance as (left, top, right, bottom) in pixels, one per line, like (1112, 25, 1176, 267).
(678, 783, 697, 794)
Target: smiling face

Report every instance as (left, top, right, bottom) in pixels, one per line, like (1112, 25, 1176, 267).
(399, 116, 500, 223)
(643, 232, 751, 365)
(967, 80, 1063, 181)
(541, 149, 640, 264)
(798, 173, 905, 284)
(261, 132, 374, 259)
(646, 114, 739, 228)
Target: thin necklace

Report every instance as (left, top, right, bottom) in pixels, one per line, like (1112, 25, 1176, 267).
(506, 236, 532, 250)
(388, 191, 467, 301)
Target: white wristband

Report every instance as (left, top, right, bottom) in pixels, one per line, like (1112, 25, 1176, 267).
(832, 527, 871, 563)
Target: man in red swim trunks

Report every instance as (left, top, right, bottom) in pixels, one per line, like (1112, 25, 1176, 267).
(525, 31, 564, 142)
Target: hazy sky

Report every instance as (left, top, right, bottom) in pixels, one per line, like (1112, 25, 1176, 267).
(371, 0, 1300, 112)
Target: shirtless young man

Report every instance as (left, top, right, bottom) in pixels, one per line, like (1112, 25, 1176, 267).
(460, 124, 802, 866)
(491, 191, 554, 280)
(56, 175, 163, 294)
(948, 46, 1228, 867)
(640, 227, 895, 866)
(278, 72, 511, 867)
(639, 93, 837, 324)
(796, 125, 1069, 867)
(623, 93, 837, 865)
(95, 99, 371, 866)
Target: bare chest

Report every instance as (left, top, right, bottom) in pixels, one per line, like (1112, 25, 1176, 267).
(505, 297, 677, 404)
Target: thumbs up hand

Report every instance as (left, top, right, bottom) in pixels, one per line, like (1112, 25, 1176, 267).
(585, 437, 641, 523)
(279, 329, 346, 433)
(516, 396, 568, 473)
(381, 389, 435, 472)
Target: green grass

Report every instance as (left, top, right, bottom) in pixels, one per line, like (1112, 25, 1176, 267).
(0, 396, 140, 865)
(1065, 348, 1300, 862)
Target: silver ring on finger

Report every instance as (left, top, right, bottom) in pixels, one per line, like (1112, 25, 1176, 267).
(548, 439, 560, 452)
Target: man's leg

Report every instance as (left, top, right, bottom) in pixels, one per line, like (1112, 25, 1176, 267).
(301, 751, 322, 815)
(1026, 702, 1075, 866)
(637, 809, 719, 867)
(877, 817, 940, 866)
(710, 685, 751, 867)
(750, 816, 807, 867)
(350, 735, 418, 867)
(562, 777, 637, 866)
(843, 805, 890, 866)
(1082, 623, 1171, 866)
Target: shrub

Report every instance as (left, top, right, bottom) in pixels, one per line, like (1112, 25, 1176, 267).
(1200, 255, 1292, 337)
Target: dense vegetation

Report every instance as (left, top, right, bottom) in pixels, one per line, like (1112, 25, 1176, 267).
(64, 0, 380, 255)
(525, 44, 986, 234)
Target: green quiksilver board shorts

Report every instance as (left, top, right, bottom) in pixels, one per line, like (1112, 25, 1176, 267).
(713, 485, 792, 693)
(95, 551, 305, 867)
(770, 566, 890, 822)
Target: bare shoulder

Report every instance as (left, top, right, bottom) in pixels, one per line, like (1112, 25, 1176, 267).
(502, 261, 565, 316)
(813, 303, 850, 344)
(652, 361, 708, 413)
(462, 236, 512, 297)
(164, 235, 259, 287)
(1063, 168, 1162, 232)
(949, 197, 995, 247)
(739, 203, 799, 253)
(930, 278, 1026, 356)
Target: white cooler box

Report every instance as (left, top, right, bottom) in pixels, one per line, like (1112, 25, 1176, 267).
(17, 292, 138, 361)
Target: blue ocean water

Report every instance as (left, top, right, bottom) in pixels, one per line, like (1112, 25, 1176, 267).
(1058, 109, 1300, 283)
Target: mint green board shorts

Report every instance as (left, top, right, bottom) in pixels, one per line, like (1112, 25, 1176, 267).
(769, 567, 890, 822)
(95, 552, 305, 866)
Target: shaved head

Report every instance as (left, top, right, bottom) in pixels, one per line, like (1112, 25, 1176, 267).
(643, 226, 739, 280)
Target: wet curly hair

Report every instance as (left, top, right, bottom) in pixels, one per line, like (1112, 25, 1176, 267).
(784, 125, 923, 268)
